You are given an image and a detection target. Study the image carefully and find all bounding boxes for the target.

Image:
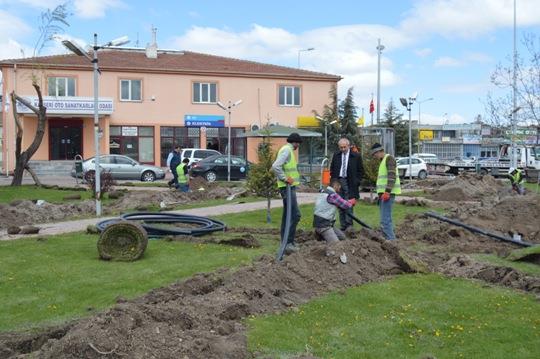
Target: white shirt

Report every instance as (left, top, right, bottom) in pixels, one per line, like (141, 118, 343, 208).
(340, 150, 350, 177)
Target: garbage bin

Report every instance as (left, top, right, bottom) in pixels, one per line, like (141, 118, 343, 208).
(74, 154, 83, 184)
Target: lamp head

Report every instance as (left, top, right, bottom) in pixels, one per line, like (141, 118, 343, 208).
(400, 98, 408, 107)
(233, 99, 243, 107)
(107, 36, 130, 47)
(410, 92, 418, 102)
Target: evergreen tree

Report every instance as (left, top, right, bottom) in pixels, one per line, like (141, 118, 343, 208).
(380, 99, 417, 157)
(246, 135, 279, 223)
(338, 87, 362, 149)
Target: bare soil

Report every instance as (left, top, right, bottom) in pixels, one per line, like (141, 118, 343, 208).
(1, 175, 539, 358)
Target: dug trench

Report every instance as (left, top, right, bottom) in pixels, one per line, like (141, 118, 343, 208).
(2, 221, 539, 358)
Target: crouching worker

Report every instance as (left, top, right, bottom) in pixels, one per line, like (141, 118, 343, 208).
(508, 167, 525, 195)
(176, 158, 190, 192)
(313, 178, 356, 255)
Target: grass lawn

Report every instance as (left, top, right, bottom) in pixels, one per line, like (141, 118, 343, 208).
(0, 185, 93, 204)
(473, 254, 540, 276)
(247, 274, 540, 359)
(0, 232, 276, 332)
(524, 182, 540, 194)
(215, 202, 438, 230)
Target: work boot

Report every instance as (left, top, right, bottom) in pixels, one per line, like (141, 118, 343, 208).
(284, 243, 299, 255)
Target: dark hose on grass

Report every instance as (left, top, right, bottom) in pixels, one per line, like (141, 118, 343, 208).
(96, 212, 226, 237)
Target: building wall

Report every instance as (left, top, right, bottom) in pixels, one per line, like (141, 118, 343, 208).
(1, 65, 336, 170)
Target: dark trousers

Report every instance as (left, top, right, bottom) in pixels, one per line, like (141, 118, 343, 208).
(168, 166, 179, 187)
(338, 178, 353, 230)
(279, 186, 301, 245)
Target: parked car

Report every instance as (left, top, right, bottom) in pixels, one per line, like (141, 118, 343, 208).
(189, 155, 250, 182)
(180, 148, 221, 165)
(71, 154, 166, 182)
(412, 153, 439, 163)
(396, 157, 428, 179)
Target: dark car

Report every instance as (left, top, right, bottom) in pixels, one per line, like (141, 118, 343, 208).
(189, 155, 250, 182)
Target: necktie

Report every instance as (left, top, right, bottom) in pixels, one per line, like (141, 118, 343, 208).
(341, 153, 347, 177)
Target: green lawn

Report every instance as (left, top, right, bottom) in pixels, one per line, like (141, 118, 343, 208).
(524, 182, 540, 194)
(473, 253, 540, 276)
(215, 202, 436, 230)
(247, 274, 540, 359)
(0, 232, 276, 332)
(0, 185, 92, 204)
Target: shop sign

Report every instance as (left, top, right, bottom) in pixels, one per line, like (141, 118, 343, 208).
(184, 114, 225, 127)
(122, 126, 138, 136)
(419, 130, 433, 140)
(15, 96, 113, 115)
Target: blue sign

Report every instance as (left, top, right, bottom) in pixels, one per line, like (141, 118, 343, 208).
(184, 114, 225, 127)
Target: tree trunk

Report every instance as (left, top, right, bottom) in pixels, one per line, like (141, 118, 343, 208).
(10, 84, 47, 186)
(266, 196, 272, 223)
(25, 165, 42, 186)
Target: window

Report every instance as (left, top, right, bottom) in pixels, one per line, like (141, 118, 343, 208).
(160, 127, 200, 166)
(278, 85, 301, 106)
(110, 126, 154, 163)
(192, 82, 217, 103)
(195, 150, 219, 159)
(115, 156, 135, 165)
(48, 77, 75, 97)
(120, 79, 142, 101)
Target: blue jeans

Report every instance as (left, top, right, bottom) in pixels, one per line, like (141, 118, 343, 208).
(279, 186, 301, 245)
(379, 194, 396, 240)
(177, 184, 189, 192)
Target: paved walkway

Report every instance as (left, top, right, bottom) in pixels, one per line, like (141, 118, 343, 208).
(0, 192, 320, 240)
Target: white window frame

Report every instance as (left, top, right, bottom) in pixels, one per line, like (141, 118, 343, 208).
(48, 77, 75, 97)
(120, 79, 142, 102)
(192, 82, 217, 104)
(278, 85, 301, 107)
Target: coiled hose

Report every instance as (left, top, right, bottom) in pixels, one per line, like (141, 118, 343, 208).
(96, 212, 226, 237)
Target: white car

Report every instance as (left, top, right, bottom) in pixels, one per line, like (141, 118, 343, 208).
(180, 148, 221, 166)
(397, 157, 428, 179)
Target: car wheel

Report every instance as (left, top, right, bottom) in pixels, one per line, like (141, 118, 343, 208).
(205, 171, 217, 182)
(141, 171, 156, 182)
(418, 170, 427, 180)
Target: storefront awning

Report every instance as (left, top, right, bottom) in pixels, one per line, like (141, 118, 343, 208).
(239, 125, 322, 138)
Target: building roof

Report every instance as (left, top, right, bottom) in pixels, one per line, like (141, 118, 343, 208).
(240, 125, 322, 138)
(0, 49, 341, 81)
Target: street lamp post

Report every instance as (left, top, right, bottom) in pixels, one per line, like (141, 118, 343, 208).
(400, 96, 417, 181)
(417, 97, 434, 153)
(61, 34, 129, 216)
(217, 100, 242, 181)
(297, 47, 315, 68)
(376, 39, 385, 124)
(317, 115, 337, 157)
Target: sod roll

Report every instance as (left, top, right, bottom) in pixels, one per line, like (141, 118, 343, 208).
(97, 220, 148, 261)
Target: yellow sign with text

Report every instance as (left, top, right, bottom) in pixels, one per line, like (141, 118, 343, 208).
(419, 130, 434, 140)
(297, 116, 319, 127)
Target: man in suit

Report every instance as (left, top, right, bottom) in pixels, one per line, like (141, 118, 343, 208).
(330, 138, 363, 231)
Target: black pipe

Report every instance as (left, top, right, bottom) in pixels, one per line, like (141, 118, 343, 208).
(96, 212, 226, 237)
(425, 211, 534, 247)
(346, 212, 372, 229)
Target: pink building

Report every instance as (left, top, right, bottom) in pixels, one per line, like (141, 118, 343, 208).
(1, 47, 339, 173)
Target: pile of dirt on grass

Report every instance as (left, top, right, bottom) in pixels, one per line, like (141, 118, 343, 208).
(0, 200, 96, 230)
(429, 173, 508, 202)
(0, 231, 410, 358)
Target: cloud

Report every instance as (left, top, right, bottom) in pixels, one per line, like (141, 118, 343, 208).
(74, 0, 125, 19)
(415, 48, 432, 57)
(0, 10, 32, 60)
(434, 56, 462, 67)
(400, 0, 540, 39)
(421, 113, 468, 125)
(441, 83, 489, 94)
(465, 52, 493, 63)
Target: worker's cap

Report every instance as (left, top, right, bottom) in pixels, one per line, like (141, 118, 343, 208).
(287, 132, 303, 144)
(370, 143, 384, 155)
(508, 167, 516, 174)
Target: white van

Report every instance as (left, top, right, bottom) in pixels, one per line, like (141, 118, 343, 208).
(412, 153, 439, 163)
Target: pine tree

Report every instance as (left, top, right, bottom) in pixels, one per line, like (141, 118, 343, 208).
(338, 87, 362, 149)
(246, 136, 279, 223)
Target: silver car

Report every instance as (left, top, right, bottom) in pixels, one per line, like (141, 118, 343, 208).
(71, 154, 166, 182)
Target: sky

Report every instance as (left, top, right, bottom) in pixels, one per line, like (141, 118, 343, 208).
(1, 0, 540, 126)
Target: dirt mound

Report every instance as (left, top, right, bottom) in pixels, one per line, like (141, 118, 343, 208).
(429, 173, 507, 202)
(1, 231, 410, 358)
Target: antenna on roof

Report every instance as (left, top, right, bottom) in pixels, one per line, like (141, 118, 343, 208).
(146, 25, 158, 59)
(136, 32, 139, 47)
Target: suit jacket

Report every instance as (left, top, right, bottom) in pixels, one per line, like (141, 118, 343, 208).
(330, 150, 363, 199)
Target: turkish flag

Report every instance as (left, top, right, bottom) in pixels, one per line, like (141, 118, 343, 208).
(369, 99, 375, 113)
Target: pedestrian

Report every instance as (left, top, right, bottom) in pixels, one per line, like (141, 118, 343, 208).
(313, 178, 356, 255)
(508, 167, 525, 195)
(371, 143, 401, 240)
(329, 137, 363, 232)
(166, 145, 181, 188)
(272, 132, 302, 255)
(176, 158, 190, 192)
